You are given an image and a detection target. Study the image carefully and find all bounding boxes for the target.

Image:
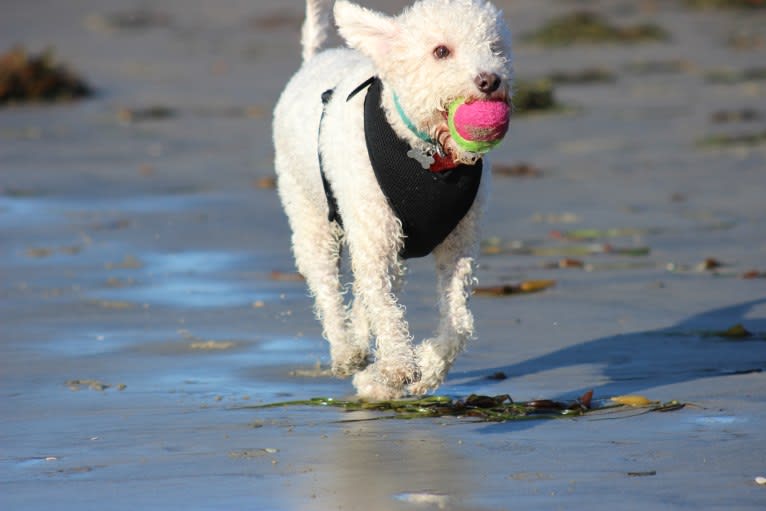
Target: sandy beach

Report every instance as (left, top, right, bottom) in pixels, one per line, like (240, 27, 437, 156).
(2, 1, 765, 509)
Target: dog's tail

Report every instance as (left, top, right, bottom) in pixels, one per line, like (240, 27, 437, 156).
(301, 0, 333, 62)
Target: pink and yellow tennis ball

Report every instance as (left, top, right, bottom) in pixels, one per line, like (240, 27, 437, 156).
(448, 98, 510, 153)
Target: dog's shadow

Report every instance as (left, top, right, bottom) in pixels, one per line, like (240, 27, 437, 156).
(450, 298, 766, 431)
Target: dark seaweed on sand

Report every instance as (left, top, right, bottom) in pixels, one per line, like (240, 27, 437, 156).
(705, 67, 766, 84)
(242, 391, 686, 423)
(523, 11, 668, 47)
(246, 394, 590, 421)
(685, 0, 765, 8)
(0, 47, 91, 105)
(697, 130, 766, 148)
(512, 79, 558, 113)
(546, 68, 616, 85)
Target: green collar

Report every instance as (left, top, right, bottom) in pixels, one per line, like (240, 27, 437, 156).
(347, 77, 437, 147)
(392, 91, 436, 145)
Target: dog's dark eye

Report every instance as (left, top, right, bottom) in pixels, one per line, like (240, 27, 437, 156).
(433, 45, 451, 60)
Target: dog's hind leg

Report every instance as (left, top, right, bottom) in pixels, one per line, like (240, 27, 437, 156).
(278, 173, 369, 377)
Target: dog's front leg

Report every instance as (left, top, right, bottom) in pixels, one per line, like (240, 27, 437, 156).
(409, 201, 482, 395)
(345, 215, 419, 400)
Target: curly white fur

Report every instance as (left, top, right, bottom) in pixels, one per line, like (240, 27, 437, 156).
(273, 0, 513, 399)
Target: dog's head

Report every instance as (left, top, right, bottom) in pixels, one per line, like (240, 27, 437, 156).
(335, 0, 513, 163)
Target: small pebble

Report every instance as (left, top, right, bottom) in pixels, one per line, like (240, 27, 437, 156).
(755, 476, 766, 485)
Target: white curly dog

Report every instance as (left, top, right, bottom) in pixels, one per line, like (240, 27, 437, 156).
(273, 0, 513, 399)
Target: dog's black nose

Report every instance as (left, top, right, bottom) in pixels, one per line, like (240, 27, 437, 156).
(475, 72, 501, 94)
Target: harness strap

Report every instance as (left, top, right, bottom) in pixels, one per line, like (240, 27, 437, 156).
(347, 76, 376, 102)
(318, 88, 341, 225)
(316, 77, 376, 226)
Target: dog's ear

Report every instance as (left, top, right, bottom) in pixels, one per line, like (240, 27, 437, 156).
(334, 1, 400, 64)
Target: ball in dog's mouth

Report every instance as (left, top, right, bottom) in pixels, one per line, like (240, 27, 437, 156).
(447, 98, 510, 154)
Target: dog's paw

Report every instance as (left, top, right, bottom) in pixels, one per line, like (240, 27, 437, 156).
(407, 341, 449, 396)
(352, 368, 407, 401)
(330, 345, 371, 378)
(377, 358, 421, 388)
(407, 380, 434, 397)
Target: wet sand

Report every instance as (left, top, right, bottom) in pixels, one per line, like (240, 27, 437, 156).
(1, 1, 765, 509)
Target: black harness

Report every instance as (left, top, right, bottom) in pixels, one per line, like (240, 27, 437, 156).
(319, 77, 482, 259)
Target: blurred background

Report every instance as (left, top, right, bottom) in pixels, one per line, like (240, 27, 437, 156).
(1, 1, 765, 510)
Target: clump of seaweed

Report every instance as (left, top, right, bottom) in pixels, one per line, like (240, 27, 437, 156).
(685, 0, 765, 8)
(243, 391, 686, 422)
(85, 9, 171, 32)
(705, 67, 766, 84)
(726, 22, 765, 50)
(697, 130, 766, 148)
(524, 11, 668, 47)
(547, 68, 616, 85)
(0, 46, 92, 105)
(474, 280, 556, 297)
(711, 108, 760, 123)
(624, 59, 692, 75)
(492, 162, 543, 178)
(512, 79, 559, 114)
(715, 324, 753, 339)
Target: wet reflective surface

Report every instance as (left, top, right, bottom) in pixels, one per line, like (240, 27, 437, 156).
(2, 1, 766, 510)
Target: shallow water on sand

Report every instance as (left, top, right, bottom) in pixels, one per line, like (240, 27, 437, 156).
(2, 1, 766, 510)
